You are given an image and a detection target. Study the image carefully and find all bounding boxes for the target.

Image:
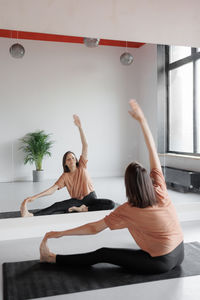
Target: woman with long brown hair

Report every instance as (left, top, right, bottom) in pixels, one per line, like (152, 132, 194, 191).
(40, 100, 184, 274)
(20, 115, 114, 217)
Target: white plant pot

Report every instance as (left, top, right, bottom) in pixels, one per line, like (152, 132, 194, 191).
(33, 170, 44, 182)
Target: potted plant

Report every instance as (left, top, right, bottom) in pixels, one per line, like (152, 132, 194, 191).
(19, 130, 54, 182)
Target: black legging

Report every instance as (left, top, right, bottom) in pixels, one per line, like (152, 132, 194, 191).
(34, 191, 115, 216)
(56, 242, 184, 274)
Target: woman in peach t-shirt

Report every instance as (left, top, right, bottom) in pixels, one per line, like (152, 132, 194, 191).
(40, 100, 184, 274)
(20, 115, 114, 217)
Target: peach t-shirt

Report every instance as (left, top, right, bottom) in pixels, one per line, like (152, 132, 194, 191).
(104, 168, 183, 257)
(55, 156, 94, 200)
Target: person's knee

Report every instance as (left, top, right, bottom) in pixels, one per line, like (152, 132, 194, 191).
(102, 200, 115, 209)
(95, 247, 111, 257)
(105, 200, 115, 209)
(51, 202, 61, 209)
(110, 200, 115, 209)
(95, 247, 108, 254)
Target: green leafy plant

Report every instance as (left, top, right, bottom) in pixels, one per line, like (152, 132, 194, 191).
(19, 130, 54, 171)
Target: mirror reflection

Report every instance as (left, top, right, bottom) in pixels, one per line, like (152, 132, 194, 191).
(0, 34, 138, 218)
(20, 114, 115, 217)
(0, 35, 200, 220)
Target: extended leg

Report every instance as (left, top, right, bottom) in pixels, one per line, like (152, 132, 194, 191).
(55, 245, 184, 274)
(83, 198, 115, 211)
(40, 238, 184, 274)
(34, 199, 83, 216)
(55, 247, 153, 271)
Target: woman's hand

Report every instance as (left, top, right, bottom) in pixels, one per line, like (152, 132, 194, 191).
(128, 99, 144, 122)
(73, 114, 81, 128)
(20, 197, 34, 210)
(43, 231, 63, 241)
(23, 196, 34, 203)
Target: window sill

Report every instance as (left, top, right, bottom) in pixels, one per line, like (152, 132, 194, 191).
(158, 153, 200, 160)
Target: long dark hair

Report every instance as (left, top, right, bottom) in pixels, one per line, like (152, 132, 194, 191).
(62, 151, 79, 173)
(125, 162, 157, 208)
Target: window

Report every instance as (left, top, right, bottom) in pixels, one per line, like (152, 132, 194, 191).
(166, 46, 200, 155)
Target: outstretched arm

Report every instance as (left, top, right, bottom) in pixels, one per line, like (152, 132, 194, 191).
(22, 184, 59, 205)
(73, 115, 88, 160)
(20, 184, 59, 217)
(129, 99, 161, 172)
(40, 218, 108, 262)
(42, 218, 108, 240)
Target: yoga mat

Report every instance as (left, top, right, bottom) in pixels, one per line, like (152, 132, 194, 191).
(3, 242, 200, 300)
(0, 204, 119, 219)
(0, 210, 39, 219)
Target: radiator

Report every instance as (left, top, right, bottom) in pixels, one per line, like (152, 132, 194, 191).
(161, 166, 200, 193)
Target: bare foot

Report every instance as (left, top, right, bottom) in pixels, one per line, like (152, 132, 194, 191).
(40, 240, 56, 263)
(20, 201, 33, 217)
(68, 204, 88, 213)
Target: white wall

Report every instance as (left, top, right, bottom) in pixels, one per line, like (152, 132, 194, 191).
(1, 0, 200, 180)
(1, 36, 199, 184)
(0, 0, 200, 47)
(0, 37, 140, 181)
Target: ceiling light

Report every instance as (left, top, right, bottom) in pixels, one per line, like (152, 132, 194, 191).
(83, 38, 100, 48)
(120, 52, 134, 65)
(9, 43, 25, 58)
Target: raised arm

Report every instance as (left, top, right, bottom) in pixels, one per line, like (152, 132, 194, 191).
(73, 114, 88, 160)
(129, 99, 161, 172)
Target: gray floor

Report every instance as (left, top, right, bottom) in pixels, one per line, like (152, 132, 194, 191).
(0, 177, 125, 213)
(0, 176, 199, 212)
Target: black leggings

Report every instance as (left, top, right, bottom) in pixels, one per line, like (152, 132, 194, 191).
(34, 191, 115, 216)
(56, 242, 184, 274)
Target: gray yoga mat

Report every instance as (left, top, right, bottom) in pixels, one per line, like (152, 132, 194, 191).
(3, 242, 200, 300)
(0, 210, 39, 219)
(0, 204, 120, 219)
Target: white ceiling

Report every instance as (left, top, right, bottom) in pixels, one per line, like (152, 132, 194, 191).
(0, 0, 200, 47)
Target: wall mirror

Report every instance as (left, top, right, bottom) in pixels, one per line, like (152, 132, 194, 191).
(0, 30, 200, 220)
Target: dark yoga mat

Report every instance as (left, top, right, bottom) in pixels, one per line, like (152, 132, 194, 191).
(0, 210, 39, 219)
(3, 242, 200, 300)
(0, 204, 120, 219)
